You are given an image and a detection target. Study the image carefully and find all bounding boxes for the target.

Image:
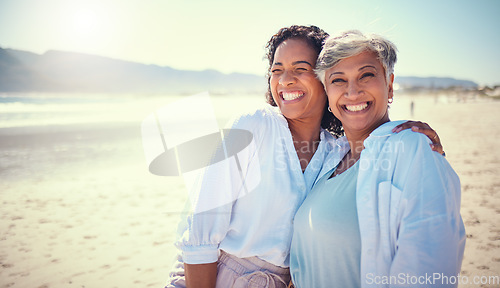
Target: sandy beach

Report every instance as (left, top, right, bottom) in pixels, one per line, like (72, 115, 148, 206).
(0, 94, 499, 288)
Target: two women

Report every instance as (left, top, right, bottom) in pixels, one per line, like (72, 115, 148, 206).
(165, 26, 446, 288)
(290, 31, 465, 288)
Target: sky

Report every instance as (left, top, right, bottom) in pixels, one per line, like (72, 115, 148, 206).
(1, 0, 499, 86)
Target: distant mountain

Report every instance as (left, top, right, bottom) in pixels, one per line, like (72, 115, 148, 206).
(0, 47, 478, 94)
(0, 48, 48, 91)
(395, 76, 478, 89)
(0, 47, 266, 94)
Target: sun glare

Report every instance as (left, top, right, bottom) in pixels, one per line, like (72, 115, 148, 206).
(57, 3, 114, 52)
(73, 9, 98, 34)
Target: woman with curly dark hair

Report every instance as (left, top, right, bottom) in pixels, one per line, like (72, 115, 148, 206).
(264, 25, 343, 138)
(166, 25, 444, 288)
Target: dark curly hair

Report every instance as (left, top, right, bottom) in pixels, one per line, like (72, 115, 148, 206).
(264, 25, 343, 137)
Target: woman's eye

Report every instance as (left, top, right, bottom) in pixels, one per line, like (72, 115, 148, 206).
(331, 78, 346, 85)
(296, 67, 308, 72)
(271, 68, 282, 74)
(361, 72, 375, 79)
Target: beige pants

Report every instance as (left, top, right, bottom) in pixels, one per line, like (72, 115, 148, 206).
(165, 251, 290, 288)
(216, 250, 290, 288)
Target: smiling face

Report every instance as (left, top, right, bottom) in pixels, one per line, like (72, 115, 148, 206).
(270, 38, 326, 122)
(324, 50, 394, 138)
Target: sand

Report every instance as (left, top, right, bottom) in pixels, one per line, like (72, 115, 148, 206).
(0, 94, 499, 288)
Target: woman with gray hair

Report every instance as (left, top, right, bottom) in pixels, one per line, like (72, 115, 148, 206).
(289, 30, 465, 288)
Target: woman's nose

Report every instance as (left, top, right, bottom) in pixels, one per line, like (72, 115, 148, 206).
(278, 71, 295, 86)
(346, 81, 362, 98)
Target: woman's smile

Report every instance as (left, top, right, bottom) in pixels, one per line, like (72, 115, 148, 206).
(280, 90, 306, 102)
(343, 102, 370, 112)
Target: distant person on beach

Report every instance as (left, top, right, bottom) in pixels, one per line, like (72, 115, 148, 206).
(289, 30, 465, 288)
(165, 26, 445, 288)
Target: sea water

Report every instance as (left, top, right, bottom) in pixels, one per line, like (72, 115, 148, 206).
(0, 93, 266, 129)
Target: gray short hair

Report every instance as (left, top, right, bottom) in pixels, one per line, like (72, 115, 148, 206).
(315, 30, 398, 85)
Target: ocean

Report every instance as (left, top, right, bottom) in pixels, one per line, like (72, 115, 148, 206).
(0, 93, 264, 129)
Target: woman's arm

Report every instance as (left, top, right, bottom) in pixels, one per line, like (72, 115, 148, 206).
(390, 132, 465, 284)
(185, 263, 218, 288)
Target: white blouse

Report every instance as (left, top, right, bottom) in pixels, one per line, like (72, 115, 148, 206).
(175, 105, 339, 267)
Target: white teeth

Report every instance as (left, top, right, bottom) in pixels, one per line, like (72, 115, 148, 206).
(345, 103, 368, 112)
(282, 92, 304, 101)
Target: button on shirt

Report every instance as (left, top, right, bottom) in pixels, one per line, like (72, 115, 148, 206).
(176, 105, 339, 267)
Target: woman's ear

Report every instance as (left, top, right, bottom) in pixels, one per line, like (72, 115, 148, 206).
(388, 73, 395, 99)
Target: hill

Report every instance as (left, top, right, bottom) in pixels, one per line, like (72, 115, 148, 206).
(395, 76, 478, 89)
(0, 47, 478, 94)
(0, 48, 266, 94)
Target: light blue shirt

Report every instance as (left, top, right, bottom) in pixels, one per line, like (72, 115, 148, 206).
(291, 120, 466, 288)
(291, 161, 361, 288)
(175, 105, 339, 267)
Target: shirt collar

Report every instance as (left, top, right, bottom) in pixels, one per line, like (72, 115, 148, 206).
(267, 104, 334, 145)
(335, 120, 407, 148)
(267, 105, 289, 128)
(368, 120, 406, 137)
(363, 120, 406, 149)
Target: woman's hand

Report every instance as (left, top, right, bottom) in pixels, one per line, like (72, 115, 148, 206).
(392, 121, 445, 156)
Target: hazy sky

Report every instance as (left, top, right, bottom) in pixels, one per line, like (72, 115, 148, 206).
(1, 0, 499, 86)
